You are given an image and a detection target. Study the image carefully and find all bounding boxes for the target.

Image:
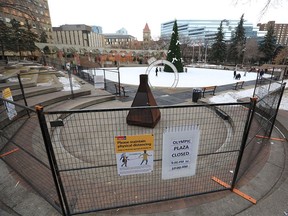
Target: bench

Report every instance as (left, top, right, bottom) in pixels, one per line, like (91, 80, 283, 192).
(202, 86, 217, 97)
(114, 83, 126, 97)
(233, 81, 244, 90)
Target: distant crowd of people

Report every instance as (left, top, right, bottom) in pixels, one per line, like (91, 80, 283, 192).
(233, 67, 266, 80)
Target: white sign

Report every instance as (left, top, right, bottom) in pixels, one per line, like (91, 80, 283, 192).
(94, 75, 104, 89)
(162, 125, 200, 180)
(2, 88, 17, 120)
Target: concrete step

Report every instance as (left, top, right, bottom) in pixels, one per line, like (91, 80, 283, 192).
(25, 88, 92, 108)
(0, 80, 37, 91)
(0, 87, 115, 130)
(0, 73, 39, 91)
(45, 94, 116, 111)
(11, 85, 63, 101)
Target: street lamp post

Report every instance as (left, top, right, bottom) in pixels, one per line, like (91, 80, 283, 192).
(198, 42, 201, 61)
(192, 42, 195, 63)
(241, 37, 247, 67)
(17, 31, 20, 61)
(41, 50, 47, 66)
(204, 40, 208, 64)
(67, 64, 74, 99)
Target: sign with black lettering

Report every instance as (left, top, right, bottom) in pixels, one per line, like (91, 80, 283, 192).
(2, 88, 17, 120)
(115, 134, 154, 176)
(162, 125, 200, 179)
(94, 75, 104, 89)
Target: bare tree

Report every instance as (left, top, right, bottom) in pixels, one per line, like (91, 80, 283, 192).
(274, 47, 288, 64)
(233, 0, 286, 18)
(153, 35, 170, 50)
(179, 34, 194, 64)
(244, 38, 262, 64)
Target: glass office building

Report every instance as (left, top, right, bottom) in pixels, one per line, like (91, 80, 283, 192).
(91, 26, 103, 34)
(161, 19, 259, 44)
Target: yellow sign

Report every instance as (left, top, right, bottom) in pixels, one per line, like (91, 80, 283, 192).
(2, 88, 12, 98)
(115, 134, 154, 153)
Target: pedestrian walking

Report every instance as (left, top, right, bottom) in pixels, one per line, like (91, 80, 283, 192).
(155, 67, 158, 76)
(260, 69, 264, 78)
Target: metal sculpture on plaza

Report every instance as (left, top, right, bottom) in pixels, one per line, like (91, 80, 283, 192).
(126, 74, 161, 128)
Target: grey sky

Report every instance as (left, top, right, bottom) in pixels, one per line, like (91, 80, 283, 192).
(48, 0, 288, 40)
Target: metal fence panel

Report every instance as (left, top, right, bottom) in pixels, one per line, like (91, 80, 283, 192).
(45, 103, 250, 214)
(253, 76, 285, 136)
(236, 77, 286, 181)
(0, 98, 62, 212)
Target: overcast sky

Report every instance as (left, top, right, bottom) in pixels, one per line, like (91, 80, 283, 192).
(48, 0, 288, 40)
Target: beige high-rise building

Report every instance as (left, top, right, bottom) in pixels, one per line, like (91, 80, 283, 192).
(0, 0, 54, 43)
(52, 24, 104, 48)
(257, 21, 288, 46)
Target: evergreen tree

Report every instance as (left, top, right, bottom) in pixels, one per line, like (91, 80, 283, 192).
(210, 21, 226, 63)
(0, 20, 12, 60)
(9, 19, 22, 56)
(24, 19, 39, 54)
(258, 24, 277, 63)
(7, 19, 39, 58)
(164, 20, 183, 72)
(43, 45, 50, 54)
(227, 14, 246, 64)
(40, 31, 48, 43)
(227, 34, 239, 64)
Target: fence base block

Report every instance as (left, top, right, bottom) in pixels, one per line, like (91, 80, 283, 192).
(212, 176, 257, 204)
(255, 135, 286, 142)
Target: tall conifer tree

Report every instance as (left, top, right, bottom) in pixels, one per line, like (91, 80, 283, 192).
(258, 24, 277, 63)
(24, 19, 38, 54)
(164, 20, 183, 72)
(0, 20, 12, 59)
(227, 14, 246, 64)
(210, 21, 226, 63)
